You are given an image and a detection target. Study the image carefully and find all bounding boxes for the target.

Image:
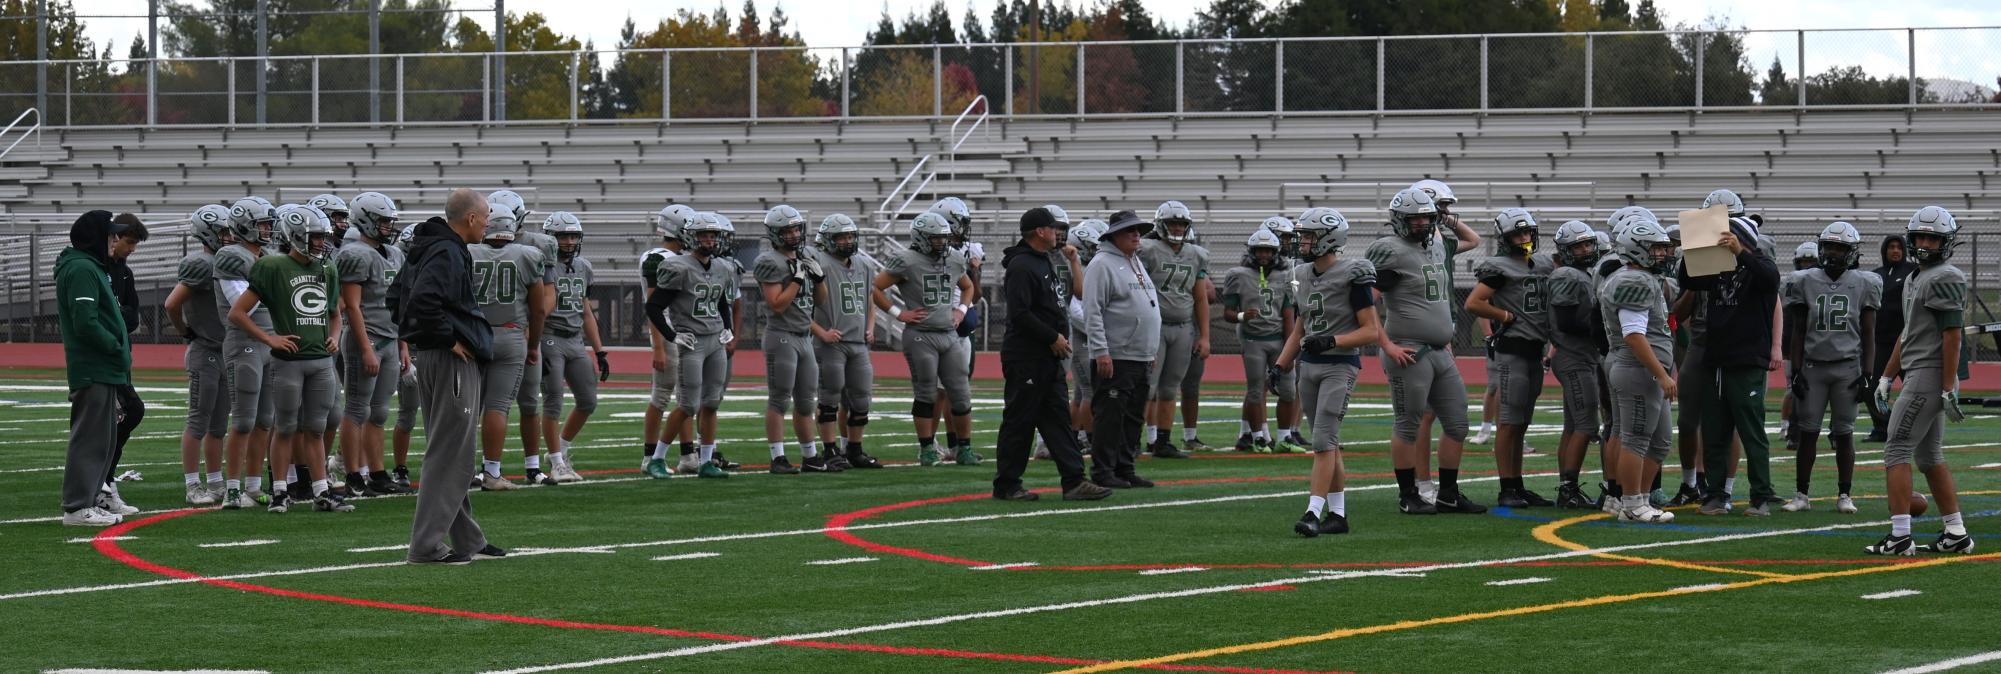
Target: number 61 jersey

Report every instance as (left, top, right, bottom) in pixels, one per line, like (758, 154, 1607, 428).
(1365, 234, 1457, 348)
(881, 247, 968, 332)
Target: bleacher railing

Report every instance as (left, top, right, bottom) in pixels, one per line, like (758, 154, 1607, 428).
(3, 27, 1997, 128)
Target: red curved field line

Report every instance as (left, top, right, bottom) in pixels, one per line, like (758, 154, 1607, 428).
(87, 510, 1345, 674)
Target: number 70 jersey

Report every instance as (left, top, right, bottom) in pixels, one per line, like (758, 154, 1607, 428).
(1365, 235, 1457, 348)
(467, 242, 546, 327)
(1783, 268, 1882, 363)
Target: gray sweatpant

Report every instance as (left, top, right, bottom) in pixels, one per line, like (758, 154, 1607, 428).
(1069, 325, 1094, 402)
(903, 328, 971, 416)
(1884, 367, 1949, 469)
(63, 383, 123, 513)
(184, 344, 228, 438)
(1241, 338, 1297, 406)
(407, 349, 488, 562)
(1149, 321, 1195, 401)
(1487, 350, 1545, 426)
(342, 333, 399, 427)
(762, 329, 819, 415)
(815, 340, 872, 417)
(269, 356, 338, 435)
(1797, 358, 1862, 436)
(1382, 343, 1469, 443)
(677, 333, 729, 413)
(1551, 352, 1602, 440)
(1298, 360, 1360, 453)
(223, 332, 276, 433)
(1608, 360, 1671, 463)
(540, 333, 599, 420)
(480, 326, 527, 415)
(1675, 344, 1714, 440)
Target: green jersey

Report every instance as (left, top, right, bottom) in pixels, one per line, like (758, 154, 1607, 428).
(1898, 263, 1967, 370)
(1783, 268, 1881, 362)
(467, 242, 546, 327)
(1222, 264, 1289, 339)
(1139, 238, 1211, 324)
(753, 249, 817, 334)
(1365, 235, 1457, 347)
(549, 254, 594, 336)
(1599, 267, 1672, 367)
(881, 248, 969, 332)
(247, 253, 339, 361)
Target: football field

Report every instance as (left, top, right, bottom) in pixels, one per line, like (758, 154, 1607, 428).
(6, 366, 2001, 674)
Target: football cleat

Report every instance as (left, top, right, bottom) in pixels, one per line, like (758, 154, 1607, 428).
(1782, 493, 1812, 512)
(1295, 511, 1322, 538)
(393, 466, 413, 489)
(186, 485, 218, 507)
(1235, 434, 1255, 453)
(1918, 532, 1975, 554)
(1666, 483, 1704, 507)
(313, 490, 355, 513)
(697, 462, 730, 479)
(1836, 494, 1858, 514)
(1699, 495, 1734, 516)
(1496, 489, 1530, 509)
(954, 445, 983, 466)
(1619, 502, 1675, 523)
(1554, 484, 1597, 510)
(1317, 512, 1350, 535)
(676, 453, 703, 474)
(525, 469, 559, 487)
(1399, 493, 1438, 515)
(98, 487, 139, 516)
(1150, 441, 1190, 459)
(1864, 533, 1916, 556)
(1517, 488, 1555, 507)
(823, 452, 852, 471)
(711, 452, 743, 470)
(644, 459, 672, 480)
(1278, 432, 1309, 453)
(246, 490, 269, 506)
(480, 474, 521, 491)
(1467, 428, 1493, 445)
(266, 491, 291, 514)
(1433, 490, 1488, 514)
(919, 445, 943, 467)
(1183, 436, 1213, 453)
(846, 450, 884, 469)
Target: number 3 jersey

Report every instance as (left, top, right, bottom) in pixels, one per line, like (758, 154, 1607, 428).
(1782, 268, 1881, 363)
(467, 242, 546, 327)
(654, 252, 735, 336)
(1365, 235, 1456, 348)
(881, 247, 969, 332)
(1139, 238, 1211, 324)
(808, 247, 880, 344)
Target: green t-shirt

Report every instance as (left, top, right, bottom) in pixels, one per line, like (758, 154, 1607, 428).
(247, 252, 339, 360)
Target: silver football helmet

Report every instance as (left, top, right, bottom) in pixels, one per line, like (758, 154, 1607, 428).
(275, 203, 335, 261)
(229, 196, 277, 246)
(190, 204, 235, 251)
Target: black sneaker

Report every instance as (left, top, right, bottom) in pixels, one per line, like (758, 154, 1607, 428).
(1555, 484, 1597, 509)
(1516, 488, 1555, 507)
(474, 544, 508, 559)
(1432, 490, 1488, 514)
(1866, 428, 1888, 443)
(1317, 512, 1350, 535)
(313, 490, 355, 512)
(993, 489, 1039, 502)
(1295, 511, 1322, 538)
(1235, 433, 1255, 453)
(266, 491, 292, 514)
(1399, 493, 1438, 515)
(823, 452, 853, 471)
(846, 450, 884, 469)
(1496, 489, 1530, 508)
(344, 472, 375, 497)
(802, 454, 833, 473)
(1150, 442, 1190, 459)
(369, 473, 407, 495)
(1094, 475, 1134, 489)
(1119, 474, 1155, 488)
(408, 551, 473, 566)
(1918, 531, 1976, 554)
(768, 456, 800, 475)
(1666, 483, 1704, 507)
(288, 480, 314, 502)
(712, 452, 743, 470)
(525, 469, 559, 487)
(393, 465, 413, 489)
(1864, 533, 1915, 556)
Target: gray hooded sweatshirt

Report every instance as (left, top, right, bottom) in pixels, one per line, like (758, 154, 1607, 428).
(1083, 248, 1162, 362)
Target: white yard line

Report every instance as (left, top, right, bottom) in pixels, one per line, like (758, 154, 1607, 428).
(1485, 577, 1553, 586)
(196, 539, 278, 549)
(1137, 567, 1206, 576)
(1881, 650, 2001, 674)
(804, 557, 878, 566)
(650, 552, 722, 562)
(1859, 589, 1923, 600)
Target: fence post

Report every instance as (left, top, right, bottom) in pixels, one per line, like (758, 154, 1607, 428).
(34, 0, 45, 118)
(1907, 28, 1917, 105)
(1695, 31, 1706, 108)
(147, 59, 158, 126)
(840, 48, 849, 120)
(369, 0, 380, 123)
(1174, 41, 1184, 115)
(1075, 44, 1085, 116)
(1478, 35, 1488, 111)
(1583, 33, 1594, 110)
(750, 48, 760, 120)
(1274, 39, 1285, 113)
(1796, 30, 1806, 106)
(570, 51, 581, 121)
(1375, 38, 1385, 112)
(225, 59, 235, 125)
(311, 58, 320, 125)
(256, 0, 268, 125)
(933, 46, 943, 117)
(1003, 46, 1013, 116)
(483, 54, 492, 121)
(662, 50, 672, 120)
(396, 55, 405, 124)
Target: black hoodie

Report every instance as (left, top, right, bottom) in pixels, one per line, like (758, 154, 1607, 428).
(999, 242, 1067, 359)
(1872, 234, 1918, 345)
(389, 217, 492, 361)
(1675, 217, 1780, 370)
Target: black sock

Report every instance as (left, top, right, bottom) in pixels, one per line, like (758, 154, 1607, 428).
(395, 464, 407, 471)
(1560, 470, 1580, 487)
(643, 442, 656, 459)
(1440, 468, 1460, 493)
(920, 436, 936, 448)
(1607, 480, 1623, 498)
(1501, 477, 1523, 491)
(848, 440, 865, 454)
(1651, 472, 1662, 491)
(1395, 468, 1417, 495)
(680, 441, 695, 456)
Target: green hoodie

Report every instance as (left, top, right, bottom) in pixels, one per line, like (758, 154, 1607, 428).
(56, 245, 132, 391)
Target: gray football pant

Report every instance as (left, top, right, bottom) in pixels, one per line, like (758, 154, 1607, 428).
(815, 340, 873, 416)
(903, 329, 972, 415)
(1551, 352, 1602, 440)
(516, 330, 542, 417)
(184, 344, 228, 438)
(395, 369, 419, 433)
(763, 330, 819, 415)
(1382, 344, 1469, 443)
(1883, 367, 1949, 469)
(341, 333, 399, 427)
(1298, 360, 1359, 453)
(1149, 321, 1194, 401)
(1796, 358, 1862, 436)
(1608, 360, 1672, 463)
(1069, 325, 1094, 403)
(480, 326, 527, 415)
(649, 342, 680, 410)
(540, 333, 598, 420)
(676, 333, 729, 413)
(1487, 351, 1546, 426)
(63, 383, 123, 513)
(268, 357, 338, 435)
(1676, 345, 1714, 440)
(407, 349, 488, 562)
(223, 332, 276, 433)
(1241, 338, 1297, 406)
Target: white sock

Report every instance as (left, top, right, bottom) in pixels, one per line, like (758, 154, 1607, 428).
(769, 442, 786, 460)
(699, 444, 716, 463)
(1724, 477, 1737, 495)
(311, 479, 329, 496)
(803, 442, 818, 459)
(1625, 494, 1646, 510)
(561, 439, 573, 454)
(1419, 479, 1436, 494)
(525, 455, 540, 470)
(1328, 492, 1346, 517)
(1240, 420, 1252, 436)
(1254, 429, 1268, 441)
(1892, 514, 1913, 537)
(1184, 426, 1199, 442)
(483, 460, 502, 478)
(207, 471, 224, 487)
(1145, 425, 1157, 443)
(1480, 421, 1494, 435)
(185, 472, 201, 487)
(1943, 512, 1967, 536)
(245, 476, 262, 492)
(1281, 428, 1296, 439)
(272, 479, 289, 493)
(226, 478, 241, 491)
(1306, 495, 1327, 517)
(650, 442, 671, 461)
(1684, 471, 1699, 488)
(358, 466, 371, 479)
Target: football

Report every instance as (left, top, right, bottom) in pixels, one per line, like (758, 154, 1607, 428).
(1911, 491, 1931, 517)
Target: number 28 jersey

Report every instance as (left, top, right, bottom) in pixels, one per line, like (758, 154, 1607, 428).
(654, 252, 734, 336)
(1365, 235, 1456, 348)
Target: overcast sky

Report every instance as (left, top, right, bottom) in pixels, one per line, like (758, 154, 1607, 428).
(73, 0, 2001, 84)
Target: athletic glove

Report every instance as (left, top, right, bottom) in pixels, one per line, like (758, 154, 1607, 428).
(1302, 334, 1336, 355)
(673, 331, 699, 351)
(797, 254, 825, 282)
(596, 351, 611, 382)
(719, 329, 736, 345)
(1265, 365, 1284, 396)
(1874, 376, 1894, 411)
(1944, 389, 1965, 422)
(1855, 375, 1873, 392)
(1789, 368, 1808, 401)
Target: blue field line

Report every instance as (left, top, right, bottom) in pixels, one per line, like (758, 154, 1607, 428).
(1489, 506, 2001, 539)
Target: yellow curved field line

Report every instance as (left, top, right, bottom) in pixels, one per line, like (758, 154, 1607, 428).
(1530, 511, 1801, 579)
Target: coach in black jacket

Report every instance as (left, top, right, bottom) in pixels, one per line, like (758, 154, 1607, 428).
(391, 189, 502, 565)
(992, 208, 1111, 503)
(1676, 216, 1781, 514)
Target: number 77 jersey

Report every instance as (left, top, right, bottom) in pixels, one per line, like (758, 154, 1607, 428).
(1783, 267, 1882, 362)
(1365, 234, 1457, 348)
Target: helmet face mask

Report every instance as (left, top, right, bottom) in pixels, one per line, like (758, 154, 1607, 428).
(1387, 189, 1439, 246)
(275, 204, 335, 261)
(230, 196, 278, 246)
(909, 212, 954, 259)
(765, 205, 808, 250)
(349, 192, 400, 243)
(1793, 241, 1820, 271)
(1492, 208, 1538, 257)
(1905, 206, 1958, 265)
(1615, 222, 1672, 273)
(1552, 220, 1599, 268)
(1816, 221, 1862, 274)
(693, 230, 722, 257)
(817, 213, 860, 258)
(191, 204, 236, 251)
(1152, 201, 1194, 244)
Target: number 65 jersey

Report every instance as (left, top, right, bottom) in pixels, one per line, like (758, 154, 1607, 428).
(1365, 234, 1457, 348)
(1783, 268, 1882, 362)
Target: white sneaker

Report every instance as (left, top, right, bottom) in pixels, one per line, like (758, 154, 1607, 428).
(480, 474, 522, 491)
(676, 453, 702, 474)
(62, 506, 121, 527)
(233, 490, 260, 509)
(1418, 482, 1439, 506)
(1620, 503, 1676, 523)
(1781, 492, 1812, 512)
(186, 485, 218, 506)
(1468, 429, 1493, 445)
(1836, 494, 1858, 514)
(98, 486, 139, 516)
(554, 455, 584, 483)
(1522, 444, 1541, 455)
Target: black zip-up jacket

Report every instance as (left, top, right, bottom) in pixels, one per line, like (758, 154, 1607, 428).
(390, 217, 492, 361)
(999, 242, 1067, 360)
(1676, 218, 1779, 370)
(1871, 235, 1917, 345)
(110, 258, 139, 334)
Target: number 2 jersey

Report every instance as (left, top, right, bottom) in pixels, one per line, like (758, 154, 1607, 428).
(1288, 257, 1378, 356)
(549, 254, 594, 336)
(1472, 252, 1555, 344)
(1365, 235, 1456, 348)
(881, 247, 969, 332)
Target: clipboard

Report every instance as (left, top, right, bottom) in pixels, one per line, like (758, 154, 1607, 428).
(1677, 205, 1737, 277)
